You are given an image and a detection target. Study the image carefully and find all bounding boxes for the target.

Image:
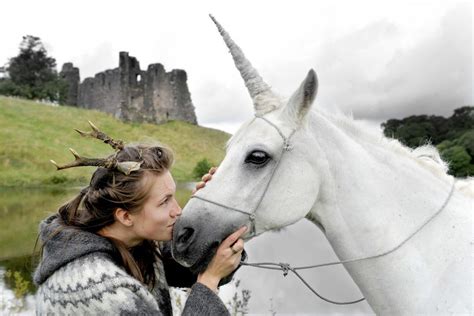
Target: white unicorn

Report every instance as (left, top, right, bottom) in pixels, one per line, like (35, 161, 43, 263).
(172, 16, 473, 315)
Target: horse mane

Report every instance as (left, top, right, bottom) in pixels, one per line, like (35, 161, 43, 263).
(314, 108, 451, 177)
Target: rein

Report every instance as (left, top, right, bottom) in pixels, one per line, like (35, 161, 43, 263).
(191, 114, 458, 305)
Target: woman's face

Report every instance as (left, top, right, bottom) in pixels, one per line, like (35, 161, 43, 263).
(131, 170, 182, 242)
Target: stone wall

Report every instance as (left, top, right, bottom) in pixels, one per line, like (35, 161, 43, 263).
(61, 52, 197, 125)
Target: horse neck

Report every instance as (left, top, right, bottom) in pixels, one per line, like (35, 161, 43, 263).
(306, 110, 453, 260)
(302, 112, 472, 313)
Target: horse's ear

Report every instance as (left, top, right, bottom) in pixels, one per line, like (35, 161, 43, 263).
(284, 69, 318, 122)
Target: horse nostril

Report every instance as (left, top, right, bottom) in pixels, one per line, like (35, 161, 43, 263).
(177, 227, 195, 246)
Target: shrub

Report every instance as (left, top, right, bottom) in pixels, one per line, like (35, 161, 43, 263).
(45, 174, 68, 184)
(193, 158, 213, 180)
(4, 270, 30, 298)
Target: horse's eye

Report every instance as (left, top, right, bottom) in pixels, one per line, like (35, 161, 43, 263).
(245, 150, 270, 166)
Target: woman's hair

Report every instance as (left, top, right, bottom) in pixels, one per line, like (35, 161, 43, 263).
(55, 143, 174, 287)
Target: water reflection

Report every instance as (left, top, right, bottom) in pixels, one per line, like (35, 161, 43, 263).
(0, 267, 36, 315)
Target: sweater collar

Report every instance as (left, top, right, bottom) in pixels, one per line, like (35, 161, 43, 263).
(33, 214, 117, 285)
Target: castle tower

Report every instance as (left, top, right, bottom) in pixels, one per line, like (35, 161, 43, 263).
(59, 63, 80, 106)
(63, 52, 197, 125)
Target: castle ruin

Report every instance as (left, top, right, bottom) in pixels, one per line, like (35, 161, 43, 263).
(60, 52, 197, 125)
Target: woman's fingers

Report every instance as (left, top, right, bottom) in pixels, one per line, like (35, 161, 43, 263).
(202, 166, 217, 182)
(230, 239, 244, 254)
(198, 227, 246, 286)
(196, 181, 205, 189)
(192, 181, 206, 194)
(209, 166, 217, 175)
(193, 166, 217, 194)
(221, 226, 247, 249)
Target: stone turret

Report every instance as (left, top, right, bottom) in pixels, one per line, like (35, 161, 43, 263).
(62, 52, 197, 125)
(59, 63, 80, 106)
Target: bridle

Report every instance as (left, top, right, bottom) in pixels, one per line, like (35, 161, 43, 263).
(191, 115, 297, 239)
(190, 114, 457, 305)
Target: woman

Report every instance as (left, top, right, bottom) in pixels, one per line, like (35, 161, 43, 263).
(34, 128, 246, 315)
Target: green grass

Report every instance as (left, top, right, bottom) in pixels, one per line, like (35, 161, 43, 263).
(0, 96, 231, 186)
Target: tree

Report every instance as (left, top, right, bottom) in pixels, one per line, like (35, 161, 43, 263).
(8, 36, 56, 86)
(382, 106, 474, 177)
(438, 145, 472, 177)
(193, 158, 213, 180)
(0, 35, 67, 102)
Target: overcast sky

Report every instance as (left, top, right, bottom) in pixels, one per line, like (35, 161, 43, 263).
(0, 2, 471, 313)
(1, 0, 472, 133)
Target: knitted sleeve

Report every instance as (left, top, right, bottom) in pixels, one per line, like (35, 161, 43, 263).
(182, 283, 230, 316)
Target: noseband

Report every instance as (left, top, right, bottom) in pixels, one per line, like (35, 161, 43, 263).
(191, 115, 297, 238)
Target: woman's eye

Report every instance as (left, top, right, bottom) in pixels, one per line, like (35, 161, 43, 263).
(245, 150, 271, 166)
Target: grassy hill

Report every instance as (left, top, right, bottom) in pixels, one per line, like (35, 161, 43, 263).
(0, 96, 231, 186)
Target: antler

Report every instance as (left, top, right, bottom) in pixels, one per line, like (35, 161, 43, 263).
(50, 122, 142, 175)
(50, 148, 142, 175)
(50, 148, 117, 171)
(75, 121, 124, 151)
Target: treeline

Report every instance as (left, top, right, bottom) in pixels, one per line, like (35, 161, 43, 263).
(0, 35, 67, 103)
(382, 106, 474, 177)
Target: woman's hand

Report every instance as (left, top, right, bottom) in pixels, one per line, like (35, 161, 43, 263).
(192, 166, 217, 194)
(197, 226, 247, 292)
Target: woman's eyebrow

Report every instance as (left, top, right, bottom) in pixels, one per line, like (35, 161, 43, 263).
(159, 193, 173, 202)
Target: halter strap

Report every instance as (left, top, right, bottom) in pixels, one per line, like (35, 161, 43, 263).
(190, 115, 296, 237)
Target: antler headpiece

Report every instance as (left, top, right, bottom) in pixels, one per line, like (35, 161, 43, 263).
(50, 121, 141, 175)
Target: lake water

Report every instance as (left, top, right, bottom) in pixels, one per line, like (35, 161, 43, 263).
(0, 185, 374, 315)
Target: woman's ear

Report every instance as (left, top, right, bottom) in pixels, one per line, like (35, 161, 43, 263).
(114, 208, 134, 227)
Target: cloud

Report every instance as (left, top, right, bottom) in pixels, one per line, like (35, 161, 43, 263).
(194, 3, 472, 132)
(193, 78, 254, 124)
(76, 42, 116, 80)
(367, 3, 472, 119)
(316, 3, 472, 121)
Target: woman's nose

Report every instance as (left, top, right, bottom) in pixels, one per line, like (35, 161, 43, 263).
(171, 199, 182, 217)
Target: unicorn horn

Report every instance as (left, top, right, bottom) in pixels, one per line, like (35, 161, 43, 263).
(210, 14, 280, 114)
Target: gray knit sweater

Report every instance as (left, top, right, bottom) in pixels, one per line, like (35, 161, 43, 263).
(34, 215, 230, 315)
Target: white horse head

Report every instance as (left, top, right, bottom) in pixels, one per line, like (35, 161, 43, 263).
(172, 16, 473, 314)
(172, 16, 323, 268)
